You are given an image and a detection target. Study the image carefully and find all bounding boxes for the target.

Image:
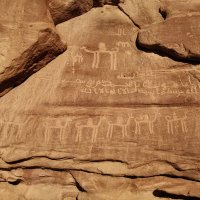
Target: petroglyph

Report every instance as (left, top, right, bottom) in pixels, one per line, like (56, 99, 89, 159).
(116, 41, 131, 48)
(111, 25, 131, 36)
(43, 118, 72, 144)
(107, 114, 135, 139)
(0, 120, 24, 142)
(134, 114, 158, 135)
(75, 117, 104, 143)
(1, 3, 200, 199)
(165, 113, 188, 134)
(61, 72, 200, 98)
(81, 42, 119, 70)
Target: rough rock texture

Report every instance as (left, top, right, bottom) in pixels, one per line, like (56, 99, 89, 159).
(118, 0, 164, 28)
(0, 0, 200, 199)
(137, 0, 200, 61)
(48, 0, 93, 25)
(0, 0, 66, 96)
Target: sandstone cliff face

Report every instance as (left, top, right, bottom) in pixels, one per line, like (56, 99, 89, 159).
(0, 0, 200, 199)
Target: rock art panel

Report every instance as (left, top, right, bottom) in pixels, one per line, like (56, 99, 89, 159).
(0, 1, 200, 199)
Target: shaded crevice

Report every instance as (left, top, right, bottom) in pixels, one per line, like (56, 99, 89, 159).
(1, 157, 200, 184)
(81, 159, 128, 165)
(164, 160, 185, 172)
(4, 155, 74, 165)
(118, 5, 141, 29)
(159, 7, 168, 20)
(135, 35, 200, 65)
(45, 101, 200, 108)
(93, 0, 120, 7)
(125, 173, 200, 184)
(69, 171, 87, 192)
(153, 189, 200, 200)
(43, 102, 200, 110)
(0, 164, 200, 183)
(8, 179, 22, 186)
(74, 180, 86, 193)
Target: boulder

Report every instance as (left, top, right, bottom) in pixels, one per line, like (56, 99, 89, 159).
(0, 0, 66, 96)
(48, 0, 93, 25)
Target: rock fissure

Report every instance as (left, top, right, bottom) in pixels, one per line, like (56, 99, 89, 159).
(153, 189, 200, 200)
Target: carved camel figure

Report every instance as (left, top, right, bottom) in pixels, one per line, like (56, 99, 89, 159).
(75, 117, 104, 143)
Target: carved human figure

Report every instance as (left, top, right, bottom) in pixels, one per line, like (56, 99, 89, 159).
(72, 52, 83, 74)
(81, 42, 119, 70)
(72, 53, 83, 66)
(134, 114, 158, 135)
(65, 51, 83, 74)
(165, 113, 187, 134)
(75, 117, 104, 143)
(44, 118, 72, 144)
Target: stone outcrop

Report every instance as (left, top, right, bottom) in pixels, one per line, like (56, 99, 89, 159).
(0, 0, 200, 199)
(137, 15, 200, 62)
(118, 0, 164, 28)
(0, 0, 66, 96)
(136, 0, 200, 62)
(48, 0, 93, 25)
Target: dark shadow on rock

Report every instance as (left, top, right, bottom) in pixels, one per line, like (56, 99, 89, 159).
(93, 0, 120, 7)
(153, 189, 200, 200)
(136, 34, 200, 66)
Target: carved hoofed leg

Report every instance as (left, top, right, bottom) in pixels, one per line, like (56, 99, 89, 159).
(107, 125, 111, 138)
(182, 121, 188, 133)
(44, 129, 50, 144)
(135, 123, 140, 135)
(92, 127, 98, 143)
(149, 123, 154, 134)
(122, 126, 128, 138)
(75, 127, 82, 142)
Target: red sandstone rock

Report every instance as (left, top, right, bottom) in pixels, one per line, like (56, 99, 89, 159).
(138, 15, 200, 62)
(0, 1, 200, 199)
(48, 0, 93, 25)
(0, 0, 66, 96)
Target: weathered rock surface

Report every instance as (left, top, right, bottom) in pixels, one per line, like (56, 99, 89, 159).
(118, 0, 164, 28)
(137, 0, 200, 62)
(1, 0, 200, 199)
(138, 15, 200, 62)
(0, 0, 66, 96)
(48, 0, 93, 25)
(160, 0, 200, 19)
